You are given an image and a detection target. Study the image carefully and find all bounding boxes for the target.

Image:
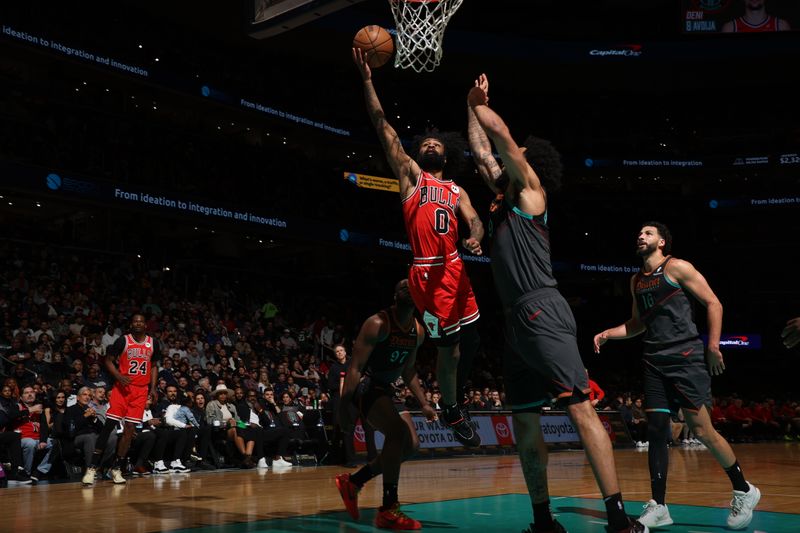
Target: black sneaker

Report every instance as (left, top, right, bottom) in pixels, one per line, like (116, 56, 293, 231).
(10, 468, 32, 485)
(443, 406, 481, 447)
(523, 520, 568, 533)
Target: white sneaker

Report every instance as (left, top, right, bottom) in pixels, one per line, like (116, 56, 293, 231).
(153, 460, 169, 474)
(727, 482, 761, 530)
(110, 468, 126, 484)
(82, 466, 97, 486)
(636, 441, 646, 447)
(272, 457, 293, 468)
(170, 460, 191, 473)
(257, 458, 268, 469)
(638, 499, 673, 528)
(681, 439, 691, 446)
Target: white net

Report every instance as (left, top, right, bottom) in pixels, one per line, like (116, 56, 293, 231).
(389, 0, 464, 73)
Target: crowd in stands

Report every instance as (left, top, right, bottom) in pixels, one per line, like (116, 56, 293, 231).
(0, 240, 509, 486)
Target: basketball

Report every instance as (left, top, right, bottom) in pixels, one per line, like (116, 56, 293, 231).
(353, 25, 394, 68)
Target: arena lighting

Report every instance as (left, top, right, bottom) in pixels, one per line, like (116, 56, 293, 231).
(35, 202, 41, 207)
(154, 57, 160, 62)
(137, 44, 142, 49)
(136, 254, 141, 258)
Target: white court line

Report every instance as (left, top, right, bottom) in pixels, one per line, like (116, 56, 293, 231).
(588, 520, 607, 525)
(472, 513, 492, 516)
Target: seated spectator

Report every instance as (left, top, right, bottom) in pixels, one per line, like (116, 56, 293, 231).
(586, 369, 605, 408)
(206, 384, 255, 468)
(630, 397, 648, 446)
(468, 390, 485, 411)
(487, 390, 504, 410)
(14, 386, 53, 480)
(189, 391, 216, 470)
(151, 385, 194, 474)
(63, 386, 115, 471)
(0, 382, 31, 484)
(725, 397, 753, 442)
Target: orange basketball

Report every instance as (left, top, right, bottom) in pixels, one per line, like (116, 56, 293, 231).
(353, 25, 394, 68)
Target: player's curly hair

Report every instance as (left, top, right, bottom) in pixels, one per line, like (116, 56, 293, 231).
(522, 136, 563, 192)
(410, 130, 468, 179)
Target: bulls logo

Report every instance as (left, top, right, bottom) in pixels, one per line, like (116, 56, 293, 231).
(451, 184, 460, 194)
(495, 422, 509, 438)
(145, 342, 152, 348)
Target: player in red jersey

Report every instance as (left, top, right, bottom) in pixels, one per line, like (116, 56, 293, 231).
(353, 48, 483, 447)
(82, 314, 161, 485)
(721, 0, 791, 32)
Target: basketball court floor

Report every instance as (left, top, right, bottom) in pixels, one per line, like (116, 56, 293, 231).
(5, 443, 799, 532)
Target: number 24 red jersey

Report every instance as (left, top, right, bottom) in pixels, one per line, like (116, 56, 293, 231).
(108, 334, 161, 387)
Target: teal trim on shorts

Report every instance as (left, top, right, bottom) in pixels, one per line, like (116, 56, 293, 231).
(664, 271, 681, 289)
(646, 408, 672, 414)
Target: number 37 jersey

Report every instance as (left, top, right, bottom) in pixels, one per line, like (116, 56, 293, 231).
(402, 171, 461, 262)
(108, 334, 161, 387)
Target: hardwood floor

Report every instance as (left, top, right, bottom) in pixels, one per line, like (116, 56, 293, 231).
(4, 443, 799, 532)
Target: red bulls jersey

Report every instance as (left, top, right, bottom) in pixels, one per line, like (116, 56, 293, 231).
(109, 334, 160, 387)
(733, 15, 779, 32)
(401, 171, 461, 263)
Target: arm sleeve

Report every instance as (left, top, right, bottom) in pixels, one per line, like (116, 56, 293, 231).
(165, 404, 186, 428)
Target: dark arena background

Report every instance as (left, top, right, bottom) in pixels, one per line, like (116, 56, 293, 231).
(1, 1, 799, 532)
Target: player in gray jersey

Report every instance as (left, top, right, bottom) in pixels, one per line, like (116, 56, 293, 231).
(468, 74, 645, 533)
(594, 222, 760, 530)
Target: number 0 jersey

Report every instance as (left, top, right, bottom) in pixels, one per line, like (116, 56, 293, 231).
(364, 309, 420, 387)
(634, 256, 699, 353)
(401, 171, 461, 264)
(107, 334, 161, 387)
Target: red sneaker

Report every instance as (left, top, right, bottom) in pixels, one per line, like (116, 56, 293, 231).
(375, 503, 422, 530)
(335, 473, 360, 520)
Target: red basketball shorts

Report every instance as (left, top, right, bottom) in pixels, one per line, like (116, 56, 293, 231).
(408, 256, 479, 339)
(106, 383, 149, 423)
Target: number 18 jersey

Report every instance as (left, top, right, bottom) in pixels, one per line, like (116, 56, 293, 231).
(108, 334, 161, 387)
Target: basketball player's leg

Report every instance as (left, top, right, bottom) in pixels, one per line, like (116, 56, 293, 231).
(455, 276, 481, 398)
(504, 341, 560, 531)
(511, 294, 639, 531)
(642, 361, 673, 507)
(89, 384, 128, 469)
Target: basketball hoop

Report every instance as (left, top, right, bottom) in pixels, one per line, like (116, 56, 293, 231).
(389, 0, 464, 73)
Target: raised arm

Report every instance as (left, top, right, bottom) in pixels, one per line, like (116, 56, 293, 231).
(467, 74, 540, 193)
(667, 259, 725, 376)
(457, 187, 484, 255)
(593, 275, 646, 353)
(467, 76, 503, 193)
(353, 48, 421, 199)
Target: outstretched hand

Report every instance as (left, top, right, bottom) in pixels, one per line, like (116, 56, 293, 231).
(352, 47, 372, 81)
(475, 73, 489, 98)
(468, 73, 489, 107)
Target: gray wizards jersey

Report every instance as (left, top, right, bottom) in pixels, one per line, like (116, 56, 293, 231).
(634, 256, 700, 354)
(488, 194, 558, 308)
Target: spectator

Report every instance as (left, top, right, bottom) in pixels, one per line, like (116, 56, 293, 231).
(189, 391, 216, 470)
(0, 382, 31, 484)
(206, 383, 254, 468)
(15, 386, 53, 480)
(630, 397, 648, 446)
(63, 386, 115, 471)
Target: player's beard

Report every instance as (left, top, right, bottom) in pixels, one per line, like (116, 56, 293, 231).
(418, 151, 446, 172)
(636, 241, 658, 257)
